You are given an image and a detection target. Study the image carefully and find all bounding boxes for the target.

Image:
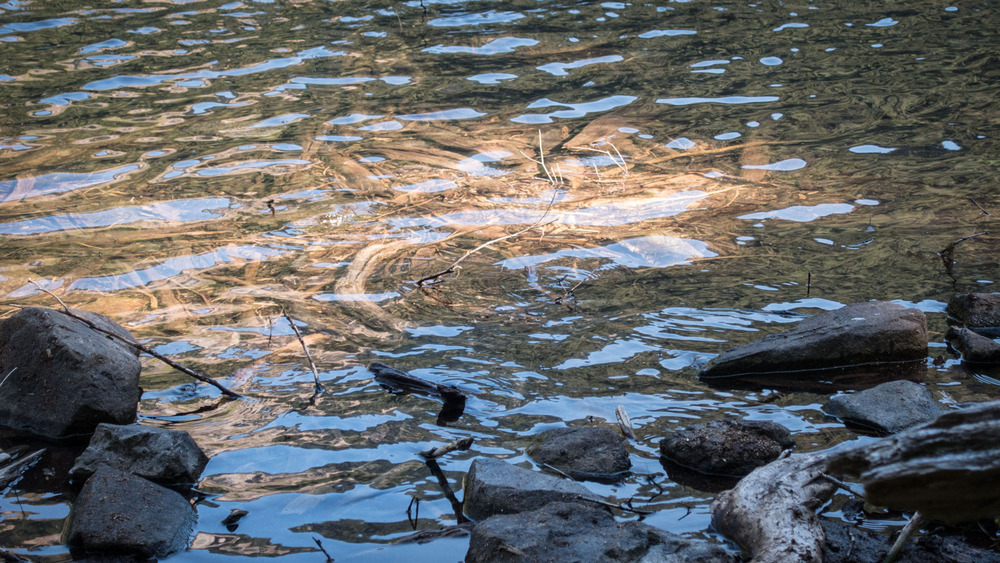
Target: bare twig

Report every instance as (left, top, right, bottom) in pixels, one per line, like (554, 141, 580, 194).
(572, 494, 653, 515)
(419, 436, 474, 460)
(0, 368, 16, 394)
(0, 449, 45, 490)
(424, 458, 467, 524)
(970, 198, 992, 216)
(28, 281, 242, 399)
(616, 405, 636, 440)
(281, 308, 323, 393)
(414, 221, 554, 287)
(820, 473, 862, 498)
(884, 512, 922, 563)
(313, 537, 335, 562)
(390, 523, 473, 544)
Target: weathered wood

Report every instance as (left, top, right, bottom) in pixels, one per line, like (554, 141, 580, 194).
(712, 401, 1000, 561)
(0, 449, 45, 490)
(828, 400, 1000, 524)
(711, 452, 836, 563)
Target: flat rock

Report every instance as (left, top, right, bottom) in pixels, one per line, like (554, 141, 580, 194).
(946, 326, 1000, 364)
(0, 307, 142, 438)
(826, 380, 941, 434)
(659, 419, 794, 477)
(68, 466, 195, 558)
(70, 423, 209, 486)
(463, 458, 601, 521)
(700, 301, 927, 384)
(467, 501, 734, 563)
(947, 293, 1000, 336)
(527, 426, 630, 482)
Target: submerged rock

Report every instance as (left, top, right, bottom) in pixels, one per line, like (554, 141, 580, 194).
(946, 326, 1000, 364)
(463, 458, 600, 521)
(466, 501, 735, 563)
(947, 293, 1000, 336)
(826, 380, 941, 434)
(0, 307, 142, 438)
(700, 301, 927, 386)
(68, 466, 195, 558)
(659, 419, 794, 477)
(70, 423, 209, 487)
(527, 426, 630, 482)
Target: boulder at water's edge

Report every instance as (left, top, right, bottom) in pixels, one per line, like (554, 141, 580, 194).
(0, 307, 142, 438)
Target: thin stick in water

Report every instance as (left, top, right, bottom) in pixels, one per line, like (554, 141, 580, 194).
(27, 281, 242, 399)
(281, 308, 324, 393)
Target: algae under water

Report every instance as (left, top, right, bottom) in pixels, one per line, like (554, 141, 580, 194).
(0, 0, 998, 560)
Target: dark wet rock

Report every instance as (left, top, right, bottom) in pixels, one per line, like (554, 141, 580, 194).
(70, 423, 209, 487)
(0, 307, 142, 438)
(659, 419, 794, 477)
(826, 380, 941, 434)
(823, 519, 1000, 563)
(700, 301, 927, 385)
(948, 293, 1000, 336)
(463, 458, 601, 521)
(527, 426, 630, 482)
(658, 456, 740, 493)
(466, 501, 735, 563)
(947, 326, 1000, 364)
(68, 466, 195, 558)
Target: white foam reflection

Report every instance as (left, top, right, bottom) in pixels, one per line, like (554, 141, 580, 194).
(739, 202, 853, 222)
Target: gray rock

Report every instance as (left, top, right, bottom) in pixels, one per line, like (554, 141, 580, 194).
(0, 307, 142, 438)
(70, 423, 209, 486)
(68, 466, 195, 558)
(466, 501, 735, 563)
(463, 458, 601, 521)
(947, 293, 1000, 336)
(659, 419, 794, 477)
(823, 519, 1000, 563)
(527, 426, 630, 482)
(826, 380, 941, 434)
(700, 301, 927, 383)
(946, 326, 1000, 364)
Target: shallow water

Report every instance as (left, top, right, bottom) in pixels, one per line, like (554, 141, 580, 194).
(1, 0, 998, 560)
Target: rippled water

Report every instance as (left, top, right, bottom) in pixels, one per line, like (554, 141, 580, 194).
(1, 0, 998, 560)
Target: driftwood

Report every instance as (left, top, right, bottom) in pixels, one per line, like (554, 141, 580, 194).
(712, 400, 1000, 562)
(828, 399, 1000, 523)
(368, 362, 467, 425)
(711, 452, 836, 563)
(420, 436, 474, 460)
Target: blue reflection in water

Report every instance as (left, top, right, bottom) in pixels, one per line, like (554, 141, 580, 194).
(423, 37, 538, 55)
(512, 95, 637, 124)
(497, 235, 717, 271)
(69, 245, 286, 291)
(638, 29, 697, 38)
(192, 159, 310, 177)
(656, 95, 779, 105)
(537, 55, 624, 76)
(741, 158, 807, 171)
(428, 10, 525, 27)
(0, 197, 231, 235)
(739, 202, 853, 222)
(398, 108, 486, 121)
(0, 164, 140, 202)
(78, 38, 127, 54)
(467, 72, 518, 84)
(0, 17, 77, 34)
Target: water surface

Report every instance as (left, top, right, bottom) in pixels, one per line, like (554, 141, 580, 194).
(1, 0, 998, 560)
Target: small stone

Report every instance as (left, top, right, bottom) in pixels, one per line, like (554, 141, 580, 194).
(659, 419, 794, 477)
(463, 458, 600, 521)
(826, 380, 941, 434)
(946, 326, 1000, 364)
(70, 423, 209, 486)
(466, 501, 735, 563)
(527, 426, 630, 482)
(947, 293, 1000, 336)
(68, 467, 195, 558)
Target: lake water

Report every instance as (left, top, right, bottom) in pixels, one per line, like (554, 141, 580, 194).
(1, 0, 998, 560)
